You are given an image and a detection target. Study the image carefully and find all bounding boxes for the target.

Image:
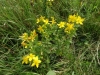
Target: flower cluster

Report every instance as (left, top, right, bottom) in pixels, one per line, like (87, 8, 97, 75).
(37, 16, 56, 38)
(57, 14, 84, 33)
(22, 53, 41, 68)
(20, 30, 37, 48)
(20, 14, 84, 68)
(68, 14, 84, 25)
(20, 30, 41, 68)
(36, 14, 84, 34)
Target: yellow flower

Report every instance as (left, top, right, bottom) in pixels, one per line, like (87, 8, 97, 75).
(22, 55, 29, 64)
(36, 16, 45, 23)
(27, 53, 35, 62)
(43, 19, 49, 24)
(57, 22, 66, 28)
(20, 33, 28, 41)
(38, 25, 44, 33)
(28, 30, 37, 42)
(22, 53, 41, 68)
(21, 41, 28, 48)
(22, 53, 35, 64)
(40, 16, 45, 21)
(65, 23, 74, 33)
(76, 16, 84, 25)
(31, 56, 41, 68)
(68, 14, 77, 23)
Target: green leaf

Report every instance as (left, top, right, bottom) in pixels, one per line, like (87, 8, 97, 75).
(46, 70, 56, 75)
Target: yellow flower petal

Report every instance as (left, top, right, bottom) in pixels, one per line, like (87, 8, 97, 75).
(28, 53, 35, 62)
(65, 23, 74, 33)
(57, 22, 66, 28)
(68, 14, 77, 23)
(76, 16, 84, 25)
(32, 56, 41, 68)
(22, 55, 29, 64)
(38, 25, 44, 33)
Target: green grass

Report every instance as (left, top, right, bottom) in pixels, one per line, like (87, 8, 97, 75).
(0, 0, 100, 75)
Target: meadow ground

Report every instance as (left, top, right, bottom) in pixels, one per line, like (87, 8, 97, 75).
(0, 0, 100, 75)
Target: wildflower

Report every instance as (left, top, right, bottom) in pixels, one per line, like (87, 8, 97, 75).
(31, 56, 41, 68)
(57, 22, 66, 28)
(43, 19, 49, 24)
(68, 14, 77, 23)
(40, 16, 45, 21)
(76, 16, 84, 25)
(28, 30, 37, 42)
(21, 41, 28, 48)
(20, 33, 28, 41)
(38, 25, 44, 33)
(36, 16, 45, 23)
(28, 53, 35, 62)
(64, 23, 74, 33)
(22, 55, 29, 64)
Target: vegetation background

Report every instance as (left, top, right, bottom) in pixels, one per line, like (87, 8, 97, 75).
(0, 0, 100, 75)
